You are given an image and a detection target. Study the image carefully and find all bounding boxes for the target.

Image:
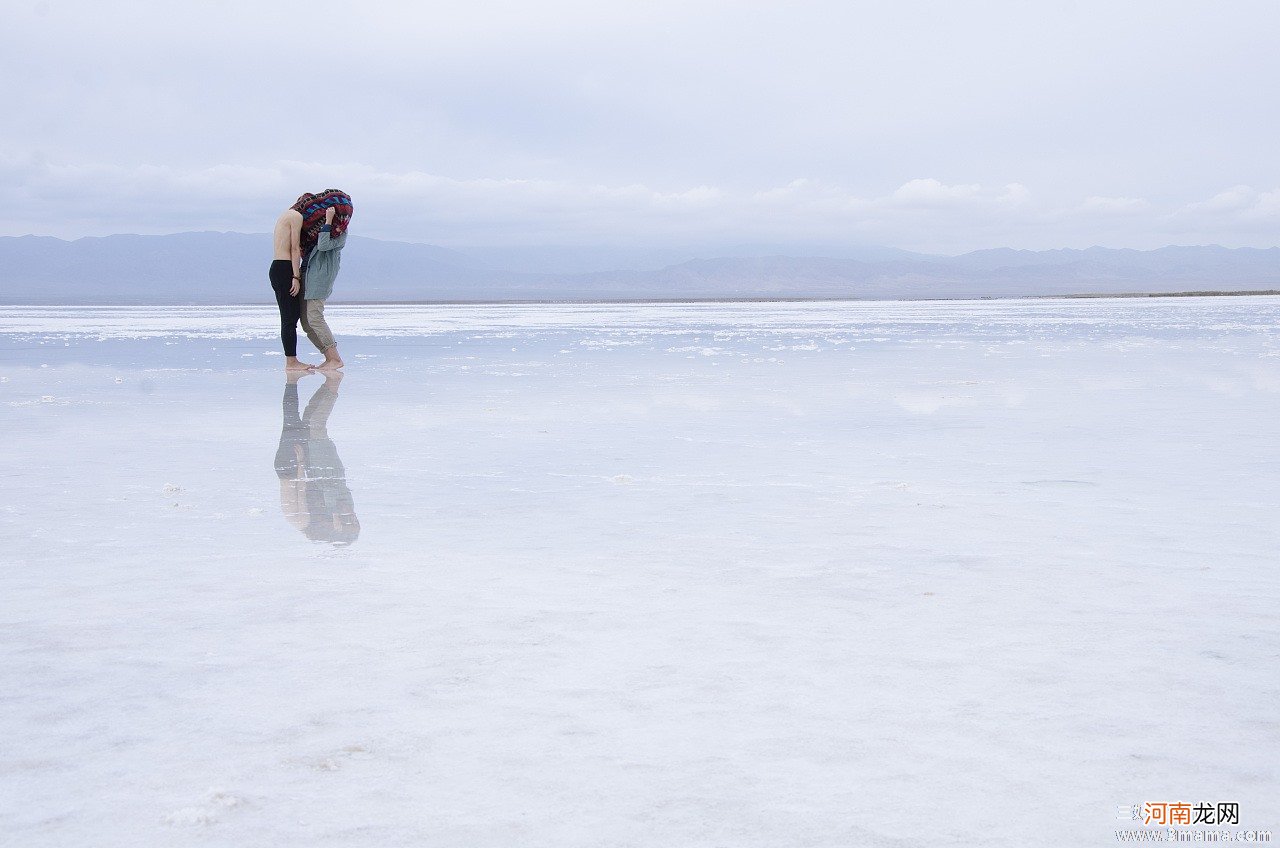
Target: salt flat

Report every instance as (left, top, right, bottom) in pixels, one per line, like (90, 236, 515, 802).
(1, 298, 1277, 846)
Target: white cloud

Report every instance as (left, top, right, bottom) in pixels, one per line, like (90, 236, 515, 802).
(1253, 190, 1280, 217)
(891, 179, 984, 206)
(1194, 186, 1257, 213)
(886, 179, 1032, 211)
(999, 184, 1032, 206)
(1164, 185, 1280, 237)
(4, 153, 1280, 254)
(1079, 196, 1151, 214)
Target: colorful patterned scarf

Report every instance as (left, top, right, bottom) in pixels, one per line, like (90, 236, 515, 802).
(292, 189, 354, 254)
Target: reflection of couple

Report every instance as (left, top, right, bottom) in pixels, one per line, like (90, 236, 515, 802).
(275, 371, 360, 545)
(269, 190, 352, 372)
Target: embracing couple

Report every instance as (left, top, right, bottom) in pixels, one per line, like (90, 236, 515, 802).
(270, 190, 353, 371)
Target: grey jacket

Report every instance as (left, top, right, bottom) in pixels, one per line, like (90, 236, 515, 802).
(303, 226, 347, 301)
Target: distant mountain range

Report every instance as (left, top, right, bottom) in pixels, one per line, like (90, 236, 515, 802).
(1, 232, 1278, 304)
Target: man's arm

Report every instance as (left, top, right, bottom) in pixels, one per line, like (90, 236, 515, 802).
(289, 215, 303, 295)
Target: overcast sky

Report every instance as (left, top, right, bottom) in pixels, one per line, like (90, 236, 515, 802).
(4, 0, 1278, 253)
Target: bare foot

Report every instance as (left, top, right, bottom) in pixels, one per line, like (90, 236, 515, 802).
(314, 344, 344, 371)
(285, 356, 315, 372)
(317, 346, 344, 370)
(285, 368, 315, 385)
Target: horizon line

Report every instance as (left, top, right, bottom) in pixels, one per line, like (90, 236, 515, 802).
(4, 290, 1278, 309)
(3, 231, 1280, 258)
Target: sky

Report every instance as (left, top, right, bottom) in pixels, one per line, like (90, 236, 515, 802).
(3, 0, 1279, 254)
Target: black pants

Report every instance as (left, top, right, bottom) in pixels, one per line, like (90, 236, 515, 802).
(269, 259, 301, 357)
(275, 381, 306, 478)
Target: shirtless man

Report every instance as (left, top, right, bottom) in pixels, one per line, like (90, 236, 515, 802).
(269, 196, 313, 371)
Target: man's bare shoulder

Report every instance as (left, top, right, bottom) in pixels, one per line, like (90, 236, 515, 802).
(273, 209, 303, 233)
(272, 209, 304, 259)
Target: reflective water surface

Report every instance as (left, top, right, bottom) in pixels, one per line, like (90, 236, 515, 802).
(1, 299, 1277, 847)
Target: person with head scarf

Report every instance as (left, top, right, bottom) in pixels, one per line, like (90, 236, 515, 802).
(296, 189, 353, 370)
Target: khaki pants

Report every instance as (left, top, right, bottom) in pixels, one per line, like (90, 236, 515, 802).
(300, 299, 336, 353)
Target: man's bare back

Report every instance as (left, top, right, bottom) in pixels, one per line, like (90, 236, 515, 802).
(273, 208, 303, 264)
